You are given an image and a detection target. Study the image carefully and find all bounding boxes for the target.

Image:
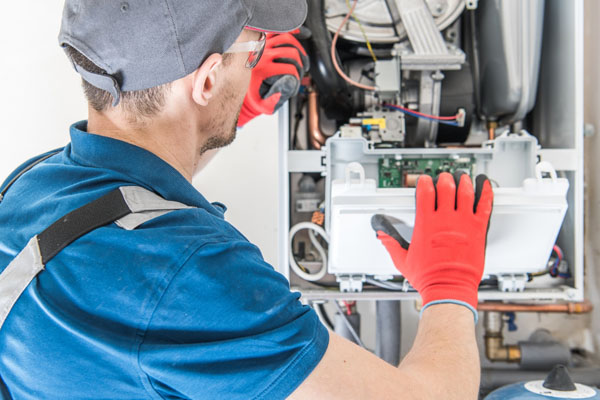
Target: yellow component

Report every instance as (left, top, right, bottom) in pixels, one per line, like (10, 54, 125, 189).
(345, 0, 378, 62)
(362, 118, 386, 130)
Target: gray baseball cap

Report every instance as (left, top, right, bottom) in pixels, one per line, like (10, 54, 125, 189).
(58, 0, 307, 106)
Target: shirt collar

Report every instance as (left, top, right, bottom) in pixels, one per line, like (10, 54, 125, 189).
(68, 121, 225, 219)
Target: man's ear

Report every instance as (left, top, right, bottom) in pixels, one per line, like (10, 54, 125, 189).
(191, 53, 223, 106)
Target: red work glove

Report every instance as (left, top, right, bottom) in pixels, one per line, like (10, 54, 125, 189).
(371, 172, 493, 321)
(237, 31, 309, 127)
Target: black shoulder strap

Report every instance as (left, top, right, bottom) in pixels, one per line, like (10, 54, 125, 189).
(0, 149, 129, 265)
(0, 186, 191, 334)
(1, 150, 192, 266)
(37, 189, 131, 264)
(36, 186, 192, 265)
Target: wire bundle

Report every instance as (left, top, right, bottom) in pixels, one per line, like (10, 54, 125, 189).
(550, 245, 570, 278)
(383, 104, 462, 127)
(331, 0, 377, 91)
(330, 1, 465, 126)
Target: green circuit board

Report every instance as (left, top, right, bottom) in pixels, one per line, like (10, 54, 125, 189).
(378, 157, 475, 188)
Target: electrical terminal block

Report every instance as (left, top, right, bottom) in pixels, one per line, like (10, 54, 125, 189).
(337, 275, 366, 293)
(340, 125, 363, 139)
(497, 274, 528, 292)
(311, 211, 325, 226)
(456, 108, 466, 128)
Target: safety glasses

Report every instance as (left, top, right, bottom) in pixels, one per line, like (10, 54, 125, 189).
(224, 32, 266, 69)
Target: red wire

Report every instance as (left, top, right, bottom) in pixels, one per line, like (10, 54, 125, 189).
(386, 103, 459, 121)
(553, 245, 563, 261)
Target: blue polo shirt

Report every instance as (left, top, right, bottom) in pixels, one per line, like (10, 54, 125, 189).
(0, 121, 328, 399)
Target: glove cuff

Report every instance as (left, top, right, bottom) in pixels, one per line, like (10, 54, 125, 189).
(420, 299, 479, 324)
(420, 284, 479, 323)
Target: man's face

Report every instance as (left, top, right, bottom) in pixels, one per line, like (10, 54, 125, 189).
(198, 29, 259, 155)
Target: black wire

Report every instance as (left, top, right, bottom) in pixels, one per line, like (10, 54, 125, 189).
(467, 9, 483, 120)
(290, 239, 328, 277)
(527, 256, 559, 280)
(333, 301, 366, 348)
(317, 303, 334, 330)
(304, 279, 415, 292)
(292, 95, 308, 150)
(303, 275, 495, 292)
(479, 277, 499, 287)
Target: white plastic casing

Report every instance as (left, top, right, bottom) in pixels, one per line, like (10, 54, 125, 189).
(328, 162, 569, 278)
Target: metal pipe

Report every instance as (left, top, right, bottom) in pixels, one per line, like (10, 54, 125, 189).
(483, 312, 573, 369)
(376, 300, 401, 367)
(485, 336, 522, 363)
(484, 312, 521, 363)
(518, 329, 571, 370)
(478, 300, 593, 314)
(308, 91, 328, 150)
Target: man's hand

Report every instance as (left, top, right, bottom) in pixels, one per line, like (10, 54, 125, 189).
(371, 172, 493, 319)
(237, 31, 309, 127)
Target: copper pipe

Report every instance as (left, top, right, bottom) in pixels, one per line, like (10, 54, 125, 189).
(487, 121, 498, 141)
(308, 91, 328, 150)
(478, 300, 593, 314)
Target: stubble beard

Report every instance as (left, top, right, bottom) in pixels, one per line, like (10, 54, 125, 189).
(199, 83, 243, 156)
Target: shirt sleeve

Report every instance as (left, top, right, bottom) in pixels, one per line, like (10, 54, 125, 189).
(138, 239, 329, 400)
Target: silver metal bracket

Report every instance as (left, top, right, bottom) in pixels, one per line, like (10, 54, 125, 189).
(392, 0, 465, 71)
(416, 70, 445, 146)
(337, 274, 366, 293)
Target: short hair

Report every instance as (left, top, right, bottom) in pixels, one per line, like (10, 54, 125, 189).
(221, 52, 234, 66)
(64, 45, 171, 118)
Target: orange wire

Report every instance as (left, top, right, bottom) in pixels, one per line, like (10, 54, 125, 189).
(331, 0, 377, 91)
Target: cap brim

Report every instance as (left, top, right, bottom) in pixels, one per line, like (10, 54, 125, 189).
(246, 0, 307, 33)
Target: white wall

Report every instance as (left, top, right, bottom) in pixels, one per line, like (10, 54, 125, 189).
(193, 118, 279, 266)
(0, 3, 86, 170)
(0, 2, 280, 266)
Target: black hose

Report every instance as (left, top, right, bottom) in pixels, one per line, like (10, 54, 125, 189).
(317, 303, 334, 330)
(467, 9, 483, 121)
(376, 300, 401, 366)
(333, 302, 365, 348)
(304, 0, 356, 122)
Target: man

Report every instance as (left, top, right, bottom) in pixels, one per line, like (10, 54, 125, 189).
(0, 1, 492, 399)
